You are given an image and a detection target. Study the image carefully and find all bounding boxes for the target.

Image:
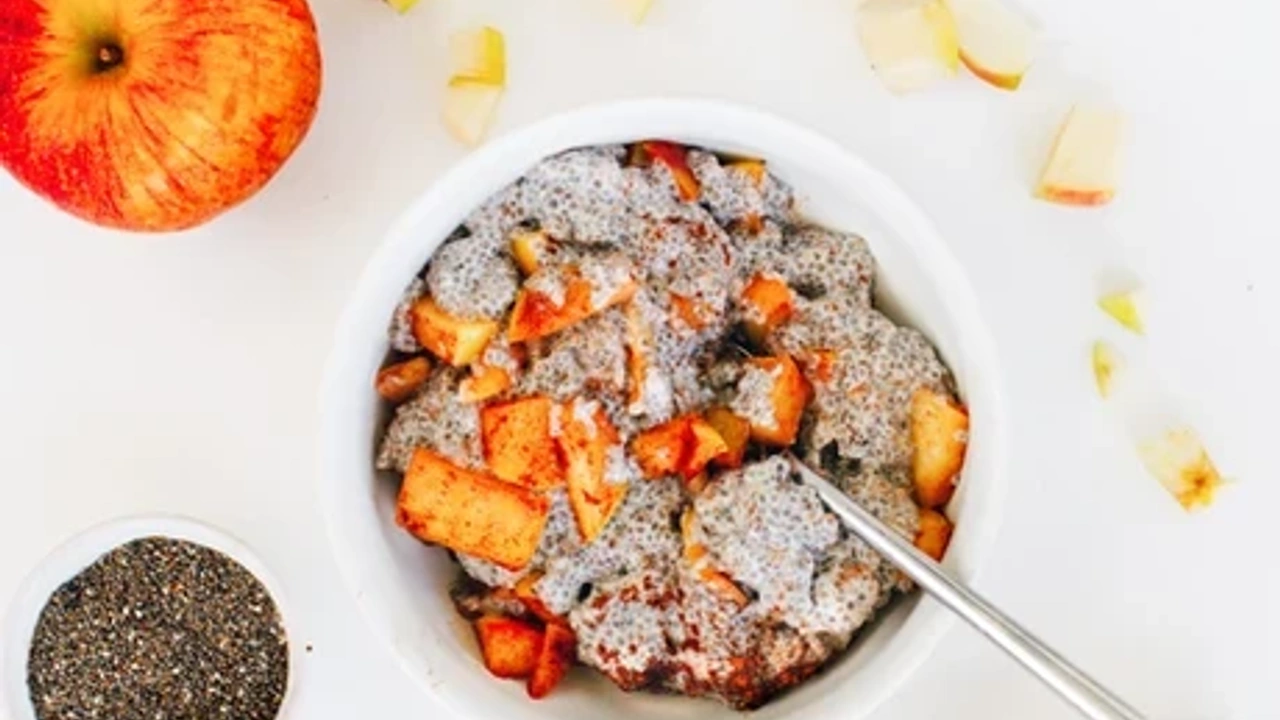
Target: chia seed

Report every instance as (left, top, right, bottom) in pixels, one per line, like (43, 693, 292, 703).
(26, 537, 288, 720)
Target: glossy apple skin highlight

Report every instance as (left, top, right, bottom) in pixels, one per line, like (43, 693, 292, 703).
(0, 0, 322, 232)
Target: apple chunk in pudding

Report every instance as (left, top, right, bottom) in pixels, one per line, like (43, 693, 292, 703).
(373, 142, 970, 708)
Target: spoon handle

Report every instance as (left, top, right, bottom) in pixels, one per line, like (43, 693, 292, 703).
(790, 459, 1145, 720)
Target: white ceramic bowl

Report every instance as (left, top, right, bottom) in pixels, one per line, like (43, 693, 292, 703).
(319, 99, 1008, 720)
(2, 515, 299, 720)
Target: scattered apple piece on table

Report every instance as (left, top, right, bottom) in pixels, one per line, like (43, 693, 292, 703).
(375, 357, 431, 403)
(1098, 290, 1144, 334)
(474, 615, 544, 679)
(910, 388, 969, 509)
(1091, 340, 1121, 399)
(914, 508, 954, 560)
(557, 401, 628, 542)
(384, 0, 420, 14)
(946, 0, 1035, 90)
(0, 0, 321, 231)
(527, 622, 576, 699)
(856, 0, 960, 94)
(618, 0, 655, 24)
(410, 297, 500, 366)
(1035, 105, 1124, 206)
(1138, 427, 1224, 511)
(443, 79, 504, 148)
(449, 26, 506, 85)
(481, 396, 564, 491)
(396, 449, 549, 570)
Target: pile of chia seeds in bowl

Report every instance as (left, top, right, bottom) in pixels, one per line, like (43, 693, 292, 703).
(25, 537, 289, 720)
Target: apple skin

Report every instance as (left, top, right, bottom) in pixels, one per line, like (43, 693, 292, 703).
(0, 0, 322, 232)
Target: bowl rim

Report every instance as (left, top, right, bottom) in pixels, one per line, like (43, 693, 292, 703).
(318, 97, 1009, 720)
(2, 514, 300, 720)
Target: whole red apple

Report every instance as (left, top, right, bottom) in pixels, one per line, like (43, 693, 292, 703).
(0, 0, 322, 232)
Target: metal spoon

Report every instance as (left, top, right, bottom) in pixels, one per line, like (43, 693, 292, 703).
(788, 457, 1145, 720)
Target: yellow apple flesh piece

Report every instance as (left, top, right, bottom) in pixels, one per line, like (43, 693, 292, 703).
(1091, 340, 1120, 399)
(443, 80, 503, 147)
(449, 27, 506, 85)
(857, 0, 960, 94)
(619, 0, 655, 24)
(1098, 290, 1144, 334)
(946, 0, 1034, 90)
(1036, 105, 1124, 206)
(385, 0, 420, 13)
(1138, 427, 1225, 511)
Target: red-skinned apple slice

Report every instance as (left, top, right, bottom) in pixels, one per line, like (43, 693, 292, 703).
(1036, 105, 1124, 206)
(947, 0, 1035, 90)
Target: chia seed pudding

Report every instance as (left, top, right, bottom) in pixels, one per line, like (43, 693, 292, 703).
(26, 537, 289, 720)
(375, 141, 966, 709)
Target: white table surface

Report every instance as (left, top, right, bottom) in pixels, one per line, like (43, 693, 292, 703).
(2, 0, 1278, 718)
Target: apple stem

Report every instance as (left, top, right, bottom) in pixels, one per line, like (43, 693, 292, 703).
(94, 43, 125, 73)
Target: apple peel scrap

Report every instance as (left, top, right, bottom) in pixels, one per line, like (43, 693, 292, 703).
(1091, 340, 1121, 398)
(857, 0, 960, 94)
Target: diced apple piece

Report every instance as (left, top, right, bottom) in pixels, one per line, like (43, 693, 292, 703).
(397, 449, 549, 570)
(910, 388, 969, 508)
(670, 293, 710, 331)
(1035, 105, 1124, 206)
(510, 229, 556, 276)
(526, 622, 576, 699)
(1098, 290, 1144, 334)
(914, 508, 954, 560)
(618, 0, 654, 24)
(515, 573, 561, 624)
(946, 0, 1035, 90)
(508, 265, 637, 343)
(624, 300, 655, 415)
(680, 508, 749, 608)
(1092, 340, 1121, 399)
(459, 364, 512, 404)
(1138, 426, 1224, 511)
(726, 159, 767, 187)
(449, 26, 506, 85)
(741, 273, 796, 345)
(796, 349, 838, 385)
(705, 407, 751, 469)
(383, 0, 420, 14)
(631, 419, 688, 479)
(474, 615, 544, 679)
(481, 396, 564, 491)
(443, 79, 503, 147)
(740, 356, 812, 447)
(375, 357, 431, 403)
(857, 0, 960, 94)
(557, 401, 627, 542)
(641, 141, 700, 201)
(685, 417, 729, 478)
(410, 297, 500, 367)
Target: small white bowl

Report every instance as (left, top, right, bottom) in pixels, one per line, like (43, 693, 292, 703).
(319, 99, 1008, 720)
(2, 515, 299, 720)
